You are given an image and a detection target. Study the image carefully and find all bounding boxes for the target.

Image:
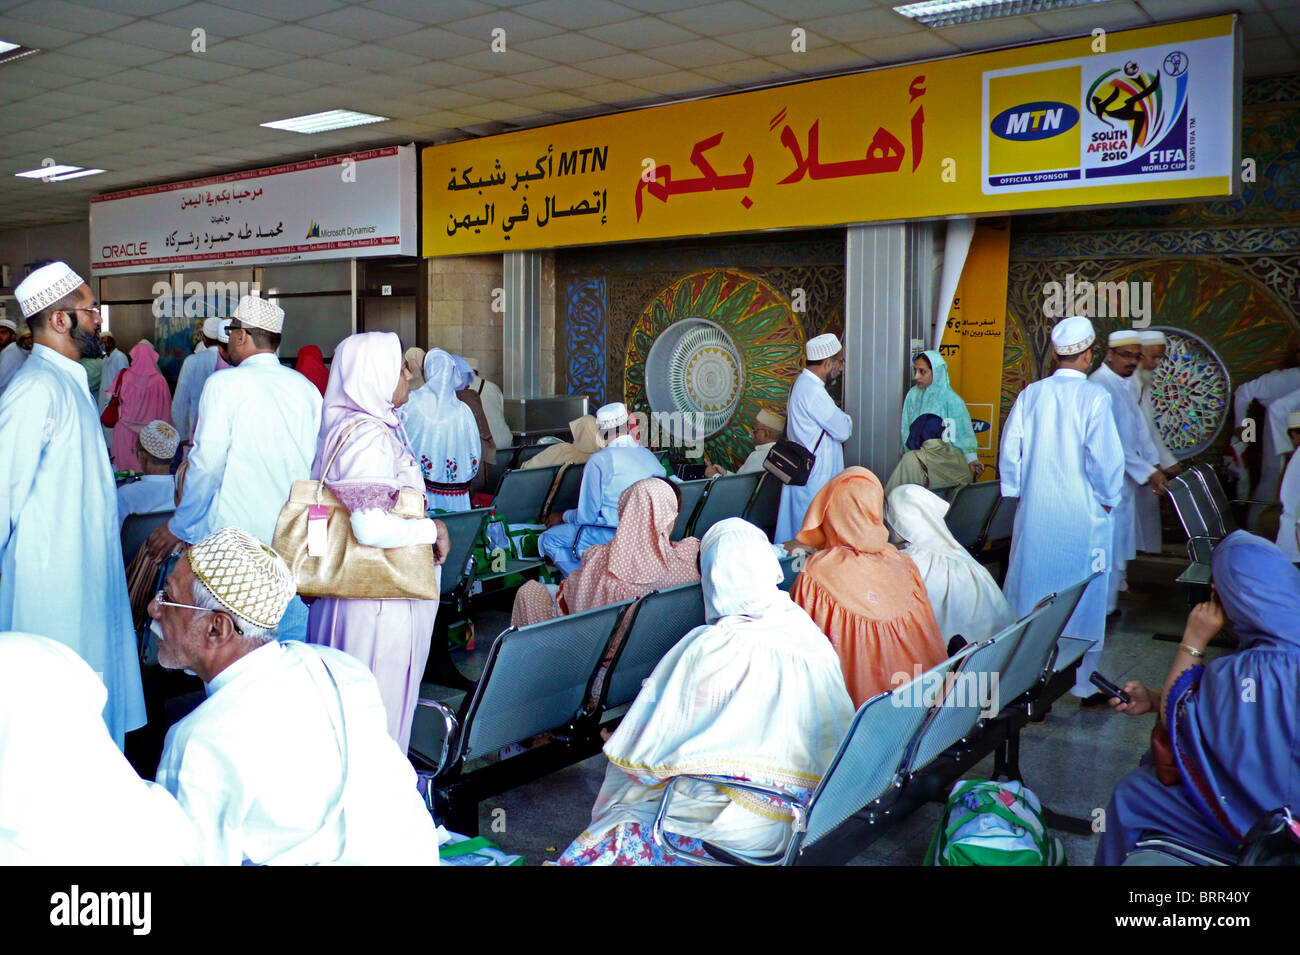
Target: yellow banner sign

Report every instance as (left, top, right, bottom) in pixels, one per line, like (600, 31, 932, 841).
(940, 220, 1012, 473)
(423, 16, 1236, 256)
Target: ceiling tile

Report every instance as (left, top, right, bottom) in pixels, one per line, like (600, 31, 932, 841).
(331, 42, 425, 71)
(694, 57, 798, 84)
(5, 0, 135, 32)
(748, 0, 864, 15)
(207, 0, 349, 19)
(217, 71, 315, 94)
(767, 44, 874, 74)
(513, 0, 638, 30)
(510, 64, 607, 90)
(584, 16, 695, 48)
(449, 75, 542, 99)
(241, 23, 358, 56)
(192, 38, 289, 69)
(359, 0, 494, 25)
(445, 49, 553, 74)
(152, 2, 280, 38)
(850, 31, 960, 64)
(512, 90, 594, 111)
(579, 79, 655, 103)
(512, 32, 625, 61)
(462, 99, 543, 121)
(403, 60, 491, 87)
(0, 17, 87, 48)
(380, 26, 491, 58)
(612, 0, 705, 12)
(143, 53, 246, 81)
(725, 23, 833, 58)
(100, 19, 199, 51)
(662, 1, 783, 35)
(1025, 1, 1150, 34)
(574, 51, 676, 79)
(644, 37, 752, 69)
(96, 65, 197, 91)
(59, 36, 175, 66)
(442, 10, 566, 44)
(72, 0, 192, 15)
(636, 69, 728, 95)
(30, 51, 132, 78)
(933, 19, 1051, 50)
(298, 6, 423, 41)
(265, 57, 360, 83)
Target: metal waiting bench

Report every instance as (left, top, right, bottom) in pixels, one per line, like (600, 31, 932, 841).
(744, 472, 783, 541)
(492, 465, 560, 525)
(121, 509, 174, 565)
(544, 463, 585, 518)
(651, 615, 1036, 866)
(944, 480, 1001, 553)
(670, 479, 712, 541)
(686, 471, 763, 540)
(410, 600, 636, 834)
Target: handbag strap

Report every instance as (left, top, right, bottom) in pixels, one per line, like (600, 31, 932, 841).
(812, 429, 826, 453)
(315, 420, 371, 505)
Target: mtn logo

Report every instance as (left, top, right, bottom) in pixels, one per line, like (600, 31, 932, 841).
(990, 101, 1079, 141)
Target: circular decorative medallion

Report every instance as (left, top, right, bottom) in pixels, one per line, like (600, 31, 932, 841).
(625, 270, 805, 468)
(1147, 327, 1231, 457)
(645, 320, 744, 437)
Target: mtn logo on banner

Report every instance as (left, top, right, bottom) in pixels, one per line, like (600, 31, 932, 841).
(990, 101, 1079, 141)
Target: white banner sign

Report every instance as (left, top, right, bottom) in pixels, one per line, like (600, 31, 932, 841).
(91, 145, 417, 274)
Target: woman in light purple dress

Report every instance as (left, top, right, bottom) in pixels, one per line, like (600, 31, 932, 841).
(305, 332, 446, 753)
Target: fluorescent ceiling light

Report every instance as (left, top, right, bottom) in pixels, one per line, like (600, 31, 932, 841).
(893, 0, 1115, 29)
(14, 164, 106, 181)
(0, 40, 18, 55)
(260, 109, 388, 134)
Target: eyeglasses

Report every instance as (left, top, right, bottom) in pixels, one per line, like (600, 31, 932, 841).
(151, 590, 244, 635)
(65, 302, 102, 316)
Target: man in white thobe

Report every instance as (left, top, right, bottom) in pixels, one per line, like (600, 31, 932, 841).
(145, 295, 321, 641)
(1232, 361, 1300, 521)
(1129, 331, 1181, 554)
(152, 527, 439, 866)
(776, 333, 852, 544)
(1091, 330, 1167, 614)
(705, 408, 784, 477)
(538, 401, 664, 575)
(0, 262, 145, 747)
(1000, 316, 1124, 702)
(1277, 411, 1300, 565)
(464, 356, 513, 450)
(0, 318, 29, 397)
(170, 316, 224, 443)
(98, 332, 130, 451)
(117, 420, 180, 530)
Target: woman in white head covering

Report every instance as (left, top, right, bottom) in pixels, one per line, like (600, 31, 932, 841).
(557, 517, 853, 865)
(885, 484, 1014, 646)
(400, 349, 482, 513)
(0, 632, 198, 865)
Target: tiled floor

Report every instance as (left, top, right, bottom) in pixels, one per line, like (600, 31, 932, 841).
(426, 555, 1211, 866)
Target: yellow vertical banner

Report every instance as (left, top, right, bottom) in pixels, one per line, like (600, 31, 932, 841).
(940, 219, 1011, 472)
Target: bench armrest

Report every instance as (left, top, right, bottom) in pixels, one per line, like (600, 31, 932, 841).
(572, 523, 616, 562)
(410, 697, 459, 776)
(650, 774, 807, 867)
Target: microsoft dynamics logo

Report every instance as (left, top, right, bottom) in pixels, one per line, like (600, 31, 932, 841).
(305, 221, 322, 239)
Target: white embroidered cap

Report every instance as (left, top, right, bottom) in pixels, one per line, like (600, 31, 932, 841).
(139, 419, 179, 460)
(216, 318, 231, 344)
(756, 408, 785, 432)
(187, 526, 296, 631)
(1108, 330, 1141, 347)
(229, 294, 284, 334)
(1139, 330, 1168, 345)
(1051, 316, 1095, 355)
(0, 318, 17, 333)
(14, 262, 86, 318)
(202, 316, 224, 340)
(463, 356, 480, 371)
(596, 401, 629, 430)
(806, 333, 842, 361)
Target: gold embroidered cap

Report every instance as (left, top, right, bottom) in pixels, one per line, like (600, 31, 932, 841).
(187, 527, 296, 631)
(139, 420, 179, 460)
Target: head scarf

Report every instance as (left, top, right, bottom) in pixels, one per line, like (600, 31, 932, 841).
(559, 478, 700, 617)
(791, 467, 945, 707)
(401, 348, 481, 490)
(312, 332, 421, 509)
(885, 484, 1013, 642)
(451, 354, 475, 391)
(595, 516, 854, 838)
(905, 412, 946, 451)
(1163, 531, 1300, 843)
(0, 633, 196, 864)
(403, 347, 426, 389)
(112, 340, 173, 471)
(900, 350, 978, 456)
(699, 517, 784, 621)
(294, 344, 329, 396)
(521, 415, 603, 471)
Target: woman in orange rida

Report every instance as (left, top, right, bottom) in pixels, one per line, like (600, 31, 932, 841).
(789, 466, 946, 707)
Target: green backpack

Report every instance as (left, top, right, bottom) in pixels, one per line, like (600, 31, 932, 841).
(927, 780, 1066, 866)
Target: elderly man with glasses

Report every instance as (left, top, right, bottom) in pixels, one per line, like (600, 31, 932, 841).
(0, 261, 145, 749)
(152, 526, 440, 865)
(145, 294, 321, 641)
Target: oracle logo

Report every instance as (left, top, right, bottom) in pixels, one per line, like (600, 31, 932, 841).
(102, 242, 148, 258)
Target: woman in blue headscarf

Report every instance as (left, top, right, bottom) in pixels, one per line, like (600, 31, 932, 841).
(1095, 530, 1300, 864)
(900, 351, 983, 479)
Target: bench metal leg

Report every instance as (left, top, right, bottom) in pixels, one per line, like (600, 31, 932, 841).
(436, 782, 481, 837)
(1041, 806, 1093, 835)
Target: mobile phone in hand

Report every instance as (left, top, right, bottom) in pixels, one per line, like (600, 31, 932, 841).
(1089, 671, 1132, 704)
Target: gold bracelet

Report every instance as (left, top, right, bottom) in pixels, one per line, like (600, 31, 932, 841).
(1179, 643, 1205, 659)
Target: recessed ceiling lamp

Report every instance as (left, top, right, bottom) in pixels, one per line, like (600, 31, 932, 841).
(14, 165, 106, 181)
(893, 0, 1116, 29)
(260, 109, 389, 134)
(0, 38, 41, 64)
